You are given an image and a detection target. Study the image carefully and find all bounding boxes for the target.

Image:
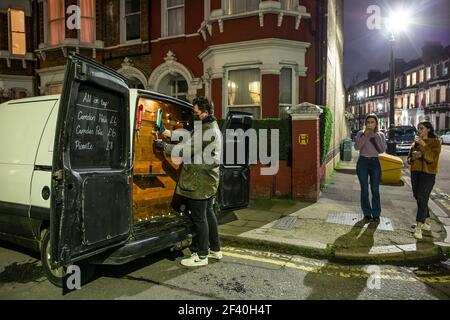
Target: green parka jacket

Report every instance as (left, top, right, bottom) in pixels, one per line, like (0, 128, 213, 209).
(164, 115, 221, 200)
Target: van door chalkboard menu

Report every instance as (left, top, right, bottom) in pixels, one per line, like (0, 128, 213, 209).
(70, 85, 124, 169)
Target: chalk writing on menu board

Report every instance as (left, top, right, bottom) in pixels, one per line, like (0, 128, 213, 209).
(71, 86, 123, 168)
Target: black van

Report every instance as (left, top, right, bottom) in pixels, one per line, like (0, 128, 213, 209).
(0, 53, 252, 286)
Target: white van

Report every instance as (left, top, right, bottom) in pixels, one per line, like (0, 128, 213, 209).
(0, 53, 252, 286)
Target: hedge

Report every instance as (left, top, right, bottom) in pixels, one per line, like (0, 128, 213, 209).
(319, 106, 333, 165)
(217, 118, 291, 161)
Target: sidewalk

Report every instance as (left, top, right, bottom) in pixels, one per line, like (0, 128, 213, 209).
(218, 148, 450, 265)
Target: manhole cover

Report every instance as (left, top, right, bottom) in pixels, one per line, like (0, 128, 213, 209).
(272, 216, 298, 230)
(326, 212, 394, 231)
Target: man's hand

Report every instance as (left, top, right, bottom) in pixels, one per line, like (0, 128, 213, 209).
(154, 123, 166, 134)
(153, 139, 167, 151)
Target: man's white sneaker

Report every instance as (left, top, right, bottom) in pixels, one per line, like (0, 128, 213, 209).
(208, 250, 223, 260)
(422, 223, 432, 231)
(181, 253, 208, 267)
(414, 228, 423, 240)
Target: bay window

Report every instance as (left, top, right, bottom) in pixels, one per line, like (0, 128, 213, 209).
(280, 0, 299, 10)
(80, 0, 95, 43)
(227, 69, 261, 119)
(48, 0, 65, 46)
(279, 67, 293, 119)
(226, 0, 260, 15)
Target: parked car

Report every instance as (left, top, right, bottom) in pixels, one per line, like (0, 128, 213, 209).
(386, 126, 417, 155)
(0, 53, 252, 286)
(441, 131, 450, 144)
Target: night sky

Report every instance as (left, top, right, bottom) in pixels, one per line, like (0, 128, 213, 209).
(344, 0, 450, 88)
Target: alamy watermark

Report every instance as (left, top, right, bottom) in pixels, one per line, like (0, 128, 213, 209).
(168, 121, 280, 176)
(66, 5, 82, 30)
(366, 265, 382, 290)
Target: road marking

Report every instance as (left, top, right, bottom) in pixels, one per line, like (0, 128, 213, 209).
(222, 247, 450, 283)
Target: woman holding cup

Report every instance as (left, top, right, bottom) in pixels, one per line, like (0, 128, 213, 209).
(354, 114, 387, 222)
(407, 121, 441, 239)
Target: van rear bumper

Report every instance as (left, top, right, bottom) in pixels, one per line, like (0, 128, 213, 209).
(89, 225, 193, 265)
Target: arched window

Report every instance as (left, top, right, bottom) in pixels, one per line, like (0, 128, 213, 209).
(128, 77, 145, 89)
(158, 73, 188, 101)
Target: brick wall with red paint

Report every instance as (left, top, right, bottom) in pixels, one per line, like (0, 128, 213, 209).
(250, 161, 292, 199)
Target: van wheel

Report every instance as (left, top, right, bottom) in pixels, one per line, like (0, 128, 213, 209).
(40, 229, 96, 287)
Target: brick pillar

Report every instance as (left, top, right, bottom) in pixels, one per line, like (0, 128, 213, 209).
(211, 78, 222, 118)
(289, 103, 323, 202)
(261, 74, 279, 118)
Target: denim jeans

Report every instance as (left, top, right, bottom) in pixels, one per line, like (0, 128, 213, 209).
(356, 156, 382, 218)
(187, 197, 221, 257)
(410, 171, 436, 223)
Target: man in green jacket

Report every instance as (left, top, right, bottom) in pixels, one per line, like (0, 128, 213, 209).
(154, 96, 223, 267)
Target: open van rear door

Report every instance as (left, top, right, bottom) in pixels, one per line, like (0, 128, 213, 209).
(51, 53, 131, 267)
(218, 111, 253, 211)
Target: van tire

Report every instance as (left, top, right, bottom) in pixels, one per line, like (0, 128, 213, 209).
(40, 229, 96, 287)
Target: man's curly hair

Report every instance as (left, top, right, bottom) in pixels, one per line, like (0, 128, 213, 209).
(192, 96, 213, 114)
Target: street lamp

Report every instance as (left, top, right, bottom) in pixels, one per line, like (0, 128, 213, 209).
(385, 8, 411, 129)
(384, 8, 410, 153)
(357, 90, 364, 130)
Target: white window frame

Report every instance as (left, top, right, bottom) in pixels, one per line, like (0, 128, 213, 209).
(223, 0, 261, 15)
(120, 0, 141, 44)
(161, 0, 185, 38)
(280, 0, 299, 11)
(224, 66, 262, 119)
(167, 74, 188, 101)
(204, 0, 210, 20)
(279, 66, 295, 119)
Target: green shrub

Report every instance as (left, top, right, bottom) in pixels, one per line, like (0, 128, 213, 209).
(319, 106, 333, 165)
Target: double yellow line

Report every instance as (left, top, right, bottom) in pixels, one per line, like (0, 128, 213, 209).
(222, 247, 450, 284)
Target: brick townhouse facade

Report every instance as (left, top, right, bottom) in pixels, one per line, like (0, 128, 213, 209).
(1, 0, 346, 200)
(347, 42, 450, 131)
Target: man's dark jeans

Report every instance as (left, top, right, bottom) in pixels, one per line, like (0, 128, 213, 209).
(187, 197, 221, 257)
(411, 171, 436, 223)
(356, 156, 382, 218)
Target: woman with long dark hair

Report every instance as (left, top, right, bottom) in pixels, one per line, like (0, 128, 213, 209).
(407, 121, 442, 239)
(354, 114, 387, 222)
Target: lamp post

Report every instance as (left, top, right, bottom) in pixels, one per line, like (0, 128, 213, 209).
(385, 8, 411, 127)
(357, 90, 364, 130)
(385, 8, 410, 153)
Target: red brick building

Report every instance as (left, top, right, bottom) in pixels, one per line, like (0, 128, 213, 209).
(1, 0, 346, 201)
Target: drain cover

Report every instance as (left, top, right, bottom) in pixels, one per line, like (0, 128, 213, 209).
(326, 212, 394, 231)
(272, 216, 298, 230)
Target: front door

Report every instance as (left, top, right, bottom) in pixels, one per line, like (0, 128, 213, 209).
(51, 53, 132, 267)
(218, 111, 253, 211)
